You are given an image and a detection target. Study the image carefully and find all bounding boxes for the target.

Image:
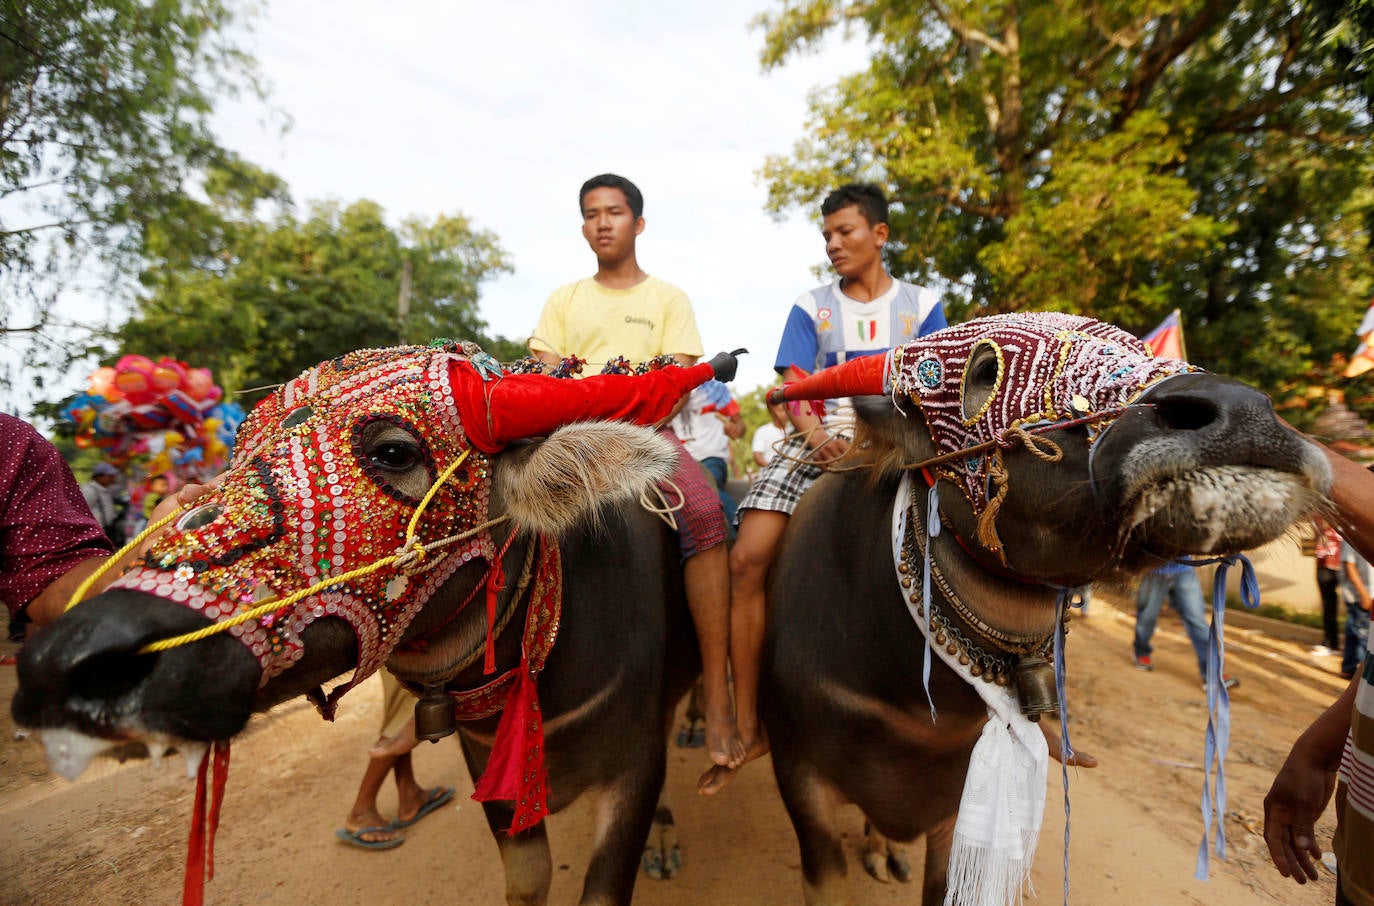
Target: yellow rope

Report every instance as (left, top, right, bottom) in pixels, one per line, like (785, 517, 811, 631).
(65, 507, 185, 612)
(133, 448, 478, 655)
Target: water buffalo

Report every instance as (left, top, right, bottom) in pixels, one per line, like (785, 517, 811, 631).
(12, 342, 739, 906)
(758, 312, 1329, 905)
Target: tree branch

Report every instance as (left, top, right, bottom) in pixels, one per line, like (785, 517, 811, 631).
(1117, 0, 1239, 121)
(927, 0, 1009, 56)
(0, 219, 89, 237)
(1206, 74, 1347, 134)
(906, 187, 1009, 220)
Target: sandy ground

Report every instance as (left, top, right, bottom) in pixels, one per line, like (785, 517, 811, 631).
(0, 596, 1351, 906)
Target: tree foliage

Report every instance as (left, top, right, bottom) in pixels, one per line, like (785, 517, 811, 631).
(758, 0, 1373, 421)
(0, 0, 266, 301)
(114, 196, 513, 407)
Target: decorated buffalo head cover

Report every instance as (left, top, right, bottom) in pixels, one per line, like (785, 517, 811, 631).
(773, 311, 1198, 513)
(109, 344, 493, 691)
(103, 340, 717, 709)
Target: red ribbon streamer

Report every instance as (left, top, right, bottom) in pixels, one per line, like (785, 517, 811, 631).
(182, 740, 231, 906)
(470, 658, 548, 835)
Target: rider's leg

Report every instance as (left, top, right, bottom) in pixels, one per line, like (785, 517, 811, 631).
(727, 507, 788, 758)
(663, 433, 744, 769)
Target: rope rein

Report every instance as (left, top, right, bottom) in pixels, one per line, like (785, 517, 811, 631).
(64, 448, 524, 656)
(638, 479, 686, 531)
(66, 506, 185, 610)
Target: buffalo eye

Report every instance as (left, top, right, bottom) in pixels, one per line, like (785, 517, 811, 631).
(961, 342, 1003, 422)
(355, 419, 435, 501)
(370, 440, 423, 472)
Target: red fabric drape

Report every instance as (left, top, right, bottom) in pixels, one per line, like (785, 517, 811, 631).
(450, 360, 716, 453)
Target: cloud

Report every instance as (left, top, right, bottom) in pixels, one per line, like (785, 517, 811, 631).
(211, 0, 870, 393)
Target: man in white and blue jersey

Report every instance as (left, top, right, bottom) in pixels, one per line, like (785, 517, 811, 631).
(702, 184, 946, 794)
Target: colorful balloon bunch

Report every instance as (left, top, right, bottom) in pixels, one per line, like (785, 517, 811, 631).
(61, 355, 246, 480)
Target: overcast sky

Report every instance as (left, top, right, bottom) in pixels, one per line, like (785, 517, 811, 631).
(198, 0, 872, 396)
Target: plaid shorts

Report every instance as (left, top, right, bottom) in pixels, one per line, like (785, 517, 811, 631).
(658, 429, 727, 559)
(738, 434, 825, 519)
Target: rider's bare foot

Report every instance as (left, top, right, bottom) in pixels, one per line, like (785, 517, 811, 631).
(1040, 722, 1098, 768)
(697, 733, 769, 795)
(704, 693, 746, 768)
(707, 719, 747, 769)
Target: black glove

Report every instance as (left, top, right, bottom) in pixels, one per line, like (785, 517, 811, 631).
(707, 348, 748, 383)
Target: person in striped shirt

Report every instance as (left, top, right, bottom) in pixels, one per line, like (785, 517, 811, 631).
(1267, 453, 1374, 905)
(706, 183, 946, 793)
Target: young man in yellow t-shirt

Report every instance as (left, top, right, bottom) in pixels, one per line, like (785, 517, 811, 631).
(530, 174, 745, 774)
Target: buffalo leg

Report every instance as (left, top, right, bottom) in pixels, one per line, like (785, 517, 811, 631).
(774, 759, 850, 906)
(861, 820, 913, 884)
(580, 756, 667, 905)
(458, 734, 553, 906)
(921, 815, 954, 906)
(641, 797, 682, 880)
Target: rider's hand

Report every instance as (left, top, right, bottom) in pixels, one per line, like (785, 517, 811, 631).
(810, 434, 850, 463)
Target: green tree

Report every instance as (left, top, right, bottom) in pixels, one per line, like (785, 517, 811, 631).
(758, 0, 1373, 419)
(114, 197, 513, 405)
(0, 0, 267, 302)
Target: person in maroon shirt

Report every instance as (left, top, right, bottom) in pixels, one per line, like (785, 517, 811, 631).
(0, 413, 204, 629)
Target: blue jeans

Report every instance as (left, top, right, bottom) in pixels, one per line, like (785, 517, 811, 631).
(699, 457, 737, 541)
(1344, 601, 1369, 677)
(1134, 568, 1210, 678)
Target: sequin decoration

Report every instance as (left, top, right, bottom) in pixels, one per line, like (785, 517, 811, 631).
(112, 345, 497, 691)
(885, 312, 1198, 513)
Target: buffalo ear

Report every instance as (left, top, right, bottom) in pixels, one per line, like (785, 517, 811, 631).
(852, 394, 935, 467)
(493, 422, 678, 538)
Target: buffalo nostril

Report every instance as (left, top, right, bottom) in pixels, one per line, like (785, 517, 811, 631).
(66, 649, 158, 708)
(1153, 397, 1217, 432)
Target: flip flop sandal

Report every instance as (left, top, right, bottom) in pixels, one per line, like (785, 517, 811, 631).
(335, 826, 404, 850)
(390, 785, 455, 829)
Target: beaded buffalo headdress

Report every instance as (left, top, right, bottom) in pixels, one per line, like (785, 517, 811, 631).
(111, 344, 495, 697)
(771, 311, 1197, 560)
(102, 341, 716, 704)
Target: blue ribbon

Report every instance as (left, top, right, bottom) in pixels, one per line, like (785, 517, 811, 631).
(920, 481, 942, 720)
(1054, 589, 1074, 905)
(1194, 554, 1257, 880)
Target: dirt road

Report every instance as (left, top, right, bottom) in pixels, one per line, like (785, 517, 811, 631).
(0, 598, 1348, 905)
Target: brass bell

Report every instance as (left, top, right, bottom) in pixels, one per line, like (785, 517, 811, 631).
(414, 683, 456, 742)
(1014, 654, 1058, 722)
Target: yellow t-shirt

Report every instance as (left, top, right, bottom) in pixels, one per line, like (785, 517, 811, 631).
(529, 276, 704, 366)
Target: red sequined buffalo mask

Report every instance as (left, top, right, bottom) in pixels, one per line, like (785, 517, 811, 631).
(111, 342, 716, 702)
(113, 345, 495, 696)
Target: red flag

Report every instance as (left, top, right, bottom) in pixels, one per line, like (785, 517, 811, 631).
(1142, 310, 1187, 361)
(1345, 298, 1374, 378)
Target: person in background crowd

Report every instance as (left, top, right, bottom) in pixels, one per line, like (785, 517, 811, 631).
(1313, 515, 1344, 656)
(81, 461, 124, 546)
(1340, 533, 1372, 680)
(751, 399, 790, 469)
(671, 379, 744, 538)
(1132, 561, 1239, 689)
(1, 414, 205, 632)
(142, 473, 171, 522)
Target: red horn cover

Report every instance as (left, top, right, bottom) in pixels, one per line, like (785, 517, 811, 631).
(767, 354, 888, 405)
(450, 360, 717, 453)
